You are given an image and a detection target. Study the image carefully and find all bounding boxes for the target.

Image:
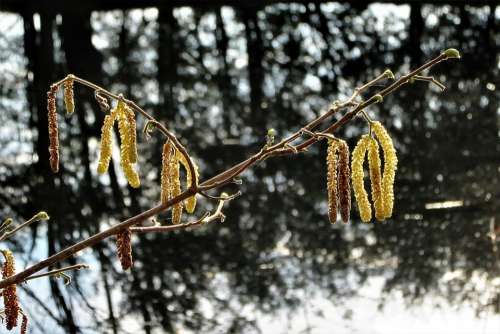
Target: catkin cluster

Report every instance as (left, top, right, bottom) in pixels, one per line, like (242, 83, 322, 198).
(160, 141, 198, 224)
(97, 100, 140, 188)
(2, 250, 19, 330)
(63, 77, 75, 115)
(326, 139, 351, 223)
(47, 84, 60, 173)
(116, 228, 133, 270)
(351, 122, 398, 222)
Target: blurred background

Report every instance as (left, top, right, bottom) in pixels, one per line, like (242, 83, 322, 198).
(0, 0, 499, 333)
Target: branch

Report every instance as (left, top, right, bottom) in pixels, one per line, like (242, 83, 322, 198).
(130, 193, 230, 234)
(0, 49, 460, 289)
(24, 264, 90, 285)
(0, 212, 50, 242)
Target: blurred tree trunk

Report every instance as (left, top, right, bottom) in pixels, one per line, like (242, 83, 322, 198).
(157, 5, 178, 121)
(241, 7, 265, 131)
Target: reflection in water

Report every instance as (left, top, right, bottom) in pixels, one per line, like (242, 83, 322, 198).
(0, 2, 499, 333)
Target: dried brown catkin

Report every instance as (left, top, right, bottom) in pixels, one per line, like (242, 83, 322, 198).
(47, 84, 59, 173)
(21, 314, 28, 334)
(63, 78, 74, 114)
(326, 140, 339, 224)
(2, 250, 19, 330)
(116, 228, 133, 270)
(337, 140, 351, 223)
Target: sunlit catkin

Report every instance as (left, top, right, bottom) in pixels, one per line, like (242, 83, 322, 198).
(117, 101, 140, 188)
(372, 121, 398, 218)
(124, 104, 138, 164)
(171, 155, 183, 224)
(2, 250, 19, 330)
(161, 141, 175, 204)
(177, 150, 198, 214)
(97, 109, 117, 175)
(47, 84, 59, 173)
(326, 140, 339, 224)
(63, 77, 75, 115)
(116, 228, 133, 270)
(367, 137, 384, 221)
(351, 135, 372, 222)
(337, 140, 351, 223)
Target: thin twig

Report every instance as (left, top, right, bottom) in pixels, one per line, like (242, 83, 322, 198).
(0, 212, 49, 242)
(24, 264, 90, 283)
(130, 195, 229, 234)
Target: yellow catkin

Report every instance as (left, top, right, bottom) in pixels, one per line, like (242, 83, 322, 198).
(351, 135, 372, 222)
(63, 78, 74, 114)
(116, 228, 133, 270)
(177, 150, 198, 214)
(2, 250, 19, 330)
(117, 101, 140, 188)
(337, 140, 351, 223)
(97, 109, 117, 175)
(326, 140, 339, 224)
(123, 104, 138, 164)
(160, 141, 175, 204)
(47, 84, 59, 173)
(170, 155, 183, 224)
(367, 137, 384, 221)
(372, 121, 398, 218)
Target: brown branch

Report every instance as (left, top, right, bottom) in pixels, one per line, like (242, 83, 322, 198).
(130, 194, 229, 234)
(0, 50, 459, 289)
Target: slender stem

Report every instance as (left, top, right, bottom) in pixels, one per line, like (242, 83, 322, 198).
(24, 264, 90, 282)
(130, 196, 228, 234)
(0, 213, 49, 242)
(0, 52, 456, 289)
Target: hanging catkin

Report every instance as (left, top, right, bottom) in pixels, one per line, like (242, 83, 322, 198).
(97, 108, 117, 175)
(47, 84, 59, 173)
(371, 121, 398, 218)
(337, 140, 351, 223)
(170, 153, 183, 224)
(116, 228, 133, 270)
(124, 104, 138, 164)
(367, 137, 384, 221)
(326, 140, 339, 224)
(20, 314, 28, 334)
(351, 135, 372, 222)
(2, 250, 19, 330)
(117, 101, 140, 188)
(160, 141, 175, 205)
(63, 77, 74, 115)
(177, 150, 198, 214)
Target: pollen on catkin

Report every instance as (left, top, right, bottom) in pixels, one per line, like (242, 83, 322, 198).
(97, 109, 117, 175)
(47, 84, 60, 173)
(116, 228, 133, 270)
(63, 78, 75, 115)
(117, 101, 140, 188)
(371, 121, 398, 218)
(367, 137, 384, 221)
(351, 135, 372, 222)
(124, 104, 138, 164)
(160, 141, 175, 205)
(177, 150, 198, 214)
(326, 140, 339, 224)
(337, 140, 351, 223)
(171, 155, 183, 225)
(2, 250, 19, 330)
